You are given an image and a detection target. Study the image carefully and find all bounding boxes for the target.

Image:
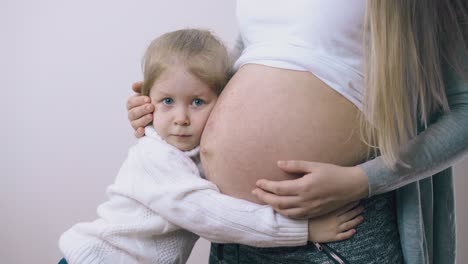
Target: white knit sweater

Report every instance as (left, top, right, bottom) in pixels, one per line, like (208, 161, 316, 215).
(59, 126, 307, 264)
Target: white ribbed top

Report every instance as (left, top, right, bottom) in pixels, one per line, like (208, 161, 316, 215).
(235, 0, 366, 109)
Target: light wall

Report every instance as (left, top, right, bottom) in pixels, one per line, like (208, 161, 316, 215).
(1, 1, 467, 263)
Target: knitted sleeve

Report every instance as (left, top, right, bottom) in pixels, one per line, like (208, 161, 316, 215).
(59, 151, 200, 264)
(359, 66, 468, 196)
(135, 138, 308, 247)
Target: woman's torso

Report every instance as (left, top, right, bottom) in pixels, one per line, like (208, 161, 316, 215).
(200, 65, 369, 203)
(200, 0, 369, 203)
(210, 192, 403, 264)
(201, 1, 403, 261)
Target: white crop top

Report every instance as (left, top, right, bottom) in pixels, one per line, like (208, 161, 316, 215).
(235, 0, 366, 109)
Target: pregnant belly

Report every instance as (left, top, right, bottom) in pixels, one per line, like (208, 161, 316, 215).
(200, 64, 368, 203)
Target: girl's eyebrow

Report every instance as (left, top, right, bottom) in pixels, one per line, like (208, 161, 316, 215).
(192, 92, 208, 97)
(154, 87, 214, 98)
(154, 89, 172, 96)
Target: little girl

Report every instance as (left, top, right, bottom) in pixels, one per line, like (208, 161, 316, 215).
(58, 29, 364, 264)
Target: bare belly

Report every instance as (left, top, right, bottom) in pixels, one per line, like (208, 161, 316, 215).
(200, 64, 368, 203)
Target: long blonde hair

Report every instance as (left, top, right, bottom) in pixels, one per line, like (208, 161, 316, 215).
(361, 0, 468, 168)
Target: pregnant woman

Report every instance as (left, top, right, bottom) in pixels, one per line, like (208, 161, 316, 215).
(128, 0, 468, 263)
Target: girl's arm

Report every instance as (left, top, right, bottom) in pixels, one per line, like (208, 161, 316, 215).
(128, 133, 361, 246)
(59, 136, 309, 264)
(124, 136, 309, 247)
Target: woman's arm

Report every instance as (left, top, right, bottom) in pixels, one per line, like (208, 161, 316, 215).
(360, 65, 468, 196)
(127, 82, 154, 138)
(253, 65, 468, 218)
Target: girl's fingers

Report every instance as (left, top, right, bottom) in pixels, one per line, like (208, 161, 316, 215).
(252, 188, 302, 210)
(255, 178, 302, 196)
(335, 201, 360, 216)
(338, 205, 364, 222)
(338, 215, 364, 232)
(334, 229, 356, 241)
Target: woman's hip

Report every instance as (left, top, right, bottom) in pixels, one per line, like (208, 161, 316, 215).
(209, 192, 403, 264)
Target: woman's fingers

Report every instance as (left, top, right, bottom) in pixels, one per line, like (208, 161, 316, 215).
(132, 81, 143, 93)
(128, 81, 150, 137)
(276, 207, 311, 219)
(134, 127, 145, 138)
(277, 160, 316, 174)
(252, 188, 302, 210)
(128, 100, 154, 128)
(255, 178, 302, 196)
(130, 113, 153, 131)
(128, 103, 154, 120)
(127, 95, 151, 110)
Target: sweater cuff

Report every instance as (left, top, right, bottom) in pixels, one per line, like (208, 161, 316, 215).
(59, 229, 106, 264)
(357, 156, 389, 197)
(274, 215, 308, 246)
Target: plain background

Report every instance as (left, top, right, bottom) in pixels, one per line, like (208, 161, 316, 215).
(2, 1, 467, 263)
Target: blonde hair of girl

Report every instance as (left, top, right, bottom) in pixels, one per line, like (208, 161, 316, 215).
(361, 0, 468, 168)
(141, 29, 231, 97)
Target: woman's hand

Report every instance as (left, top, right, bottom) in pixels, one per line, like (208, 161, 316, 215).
(127, 82, 154, 138)
(308, 201, 364, 243)
(252, 160, 369, 219)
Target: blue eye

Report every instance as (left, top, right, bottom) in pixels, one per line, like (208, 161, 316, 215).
(192, 99, 204, 107)
(162, 98, 174, 105)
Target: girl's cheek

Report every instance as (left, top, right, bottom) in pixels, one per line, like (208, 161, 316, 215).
(157, 104, 173, 112)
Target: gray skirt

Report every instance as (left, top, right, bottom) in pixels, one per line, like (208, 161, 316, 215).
(209, 192, 403, 264)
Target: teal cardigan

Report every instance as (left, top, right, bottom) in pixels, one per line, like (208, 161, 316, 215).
(360, 65, 468, 264)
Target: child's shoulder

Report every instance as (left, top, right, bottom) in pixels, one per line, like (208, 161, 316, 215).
(133, 134, 174, 156)
(131, 136, 199, 174)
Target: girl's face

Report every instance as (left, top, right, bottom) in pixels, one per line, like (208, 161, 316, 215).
(149, 67, 218, 151)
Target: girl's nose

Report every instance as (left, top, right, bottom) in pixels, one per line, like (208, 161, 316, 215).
(174, 108, 190, 126)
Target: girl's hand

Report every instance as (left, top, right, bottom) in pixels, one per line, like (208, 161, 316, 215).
(252, 160, 369, 219)
(127, 82, 154, 138)
(308, 201, 364, 243)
